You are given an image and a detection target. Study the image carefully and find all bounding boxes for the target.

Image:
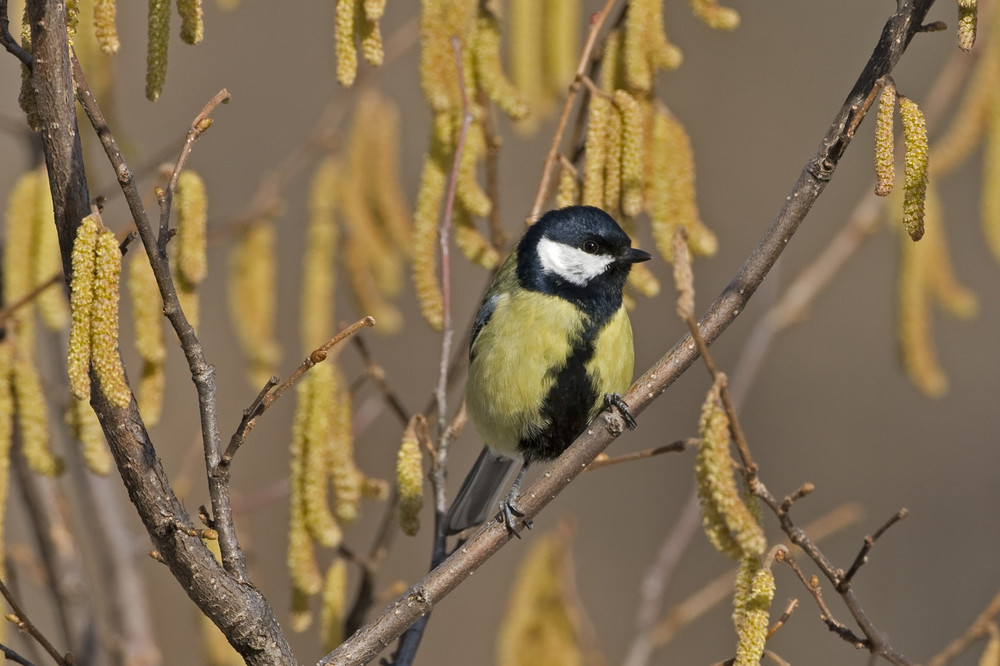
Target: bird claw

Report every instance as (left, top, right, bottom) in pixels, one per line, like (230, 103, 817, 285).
(499, 494, 532, 538)
(605, 393, 638, 430)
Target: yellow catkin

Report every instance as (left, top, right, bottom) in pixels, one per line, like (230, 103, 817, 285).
(93, 0, 120, 53)
(412, 150, 446, 331)
(396, 417, 424, 536)
(363, 0, 386, 21)
(145, 0, 171, 101)
(899, 96, 929, 242)
(67, 397, 111, 475)
(543, 0, 579, 93)
(298, 365, 343, 548)
(290, 585, 312, 633)
(0, 342, 15, 580)
(874, 81, 896, 197)
(302, 157, 340, 353)
(734, 568, 774, 666)
(931, 52, 998, 177)
(420, 0, 477, 113)
(358, 9, 384, 66)
(335, 0, 358, 87)
(957, 0, 977, 52)
(650, 104, 717, 262)
(4, 170, 39, 351)
(227, 221, 281, 387)
(896, 213, 948, 397)
(982, 84, 1000, 262)
(138, 361, 164, 426)
(362, 476, 389, 499)
(344, 237, 403, 333)
(177, 0, 204, 45)
(497, 533, 582, 666)
(672, 227, 695, 320)
(924, 188, 978, 320)
(31, 170, 69, 331)
(582, 95, 612, 207)
(455, 119, 492, 219)
(556, 162, 579, 209)
(731, 555, 758, 634)
(614, 90, 645, 217)
(695, 381, 765, 560)
(474, 9, 529, 122)
(691, 0, 740, 31)
(13, 358, 62, 476)
(289, 387, 323, 598)
(175, 171, 208, 285)
(453, 207, 500, 270)
(68, 214, 100, 400)
(127, 254, 165, 364)
(320, 558, 348, 651)
(509, 0, 544, 128)
(603, 103, 623, 213)
(92, 228, 131, 408)
(623, 0, 654, 93)
(365, 99, 412, 254)
(329, 366, 362, 524)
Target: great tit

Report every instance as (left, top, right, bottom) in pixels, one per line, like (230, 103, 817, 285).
(444, 206, 651, 537)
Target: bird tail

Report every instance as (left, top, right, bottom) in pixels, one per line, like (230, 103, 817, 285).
(443, 447, 518, 536)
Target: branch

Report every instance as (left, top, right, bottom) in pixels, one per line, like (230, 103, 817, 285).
(322, 2, 939, 663)
(14, 5, 296, 661)
(0, 577, 70, 666)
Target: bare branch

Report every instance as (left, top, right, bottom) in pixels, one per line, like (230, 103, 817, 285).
(0, 577, 71, 666)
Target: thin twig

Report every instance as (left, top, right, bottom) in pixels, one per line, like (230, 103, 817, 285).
(0, 578, 70, 666)
(221, 316, 376, 466)
(0, 0, 31, 67)
(777, 549, 868, 649)
(838, 509, 908, 590)
(351, 335, 410, 425)
(0, 273, 61, 326)
(767, 599, 800, 639)
(0, 643, 35, 666)
(585, 439, 693, 471)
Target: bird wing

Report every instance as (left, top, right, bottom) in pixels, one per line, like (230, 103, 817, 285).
(443, 446, 518, 536)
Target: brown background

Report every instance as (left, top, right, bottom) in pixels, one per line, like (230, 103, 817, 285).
(1, 1, 998, 664)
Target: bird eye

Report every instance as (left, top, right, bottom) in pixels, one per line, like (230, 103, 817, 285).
(582, 240, 599, 254)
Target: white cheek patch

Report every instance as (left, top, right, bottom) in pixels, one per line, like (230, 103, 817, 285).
(536, 237, 615, 286)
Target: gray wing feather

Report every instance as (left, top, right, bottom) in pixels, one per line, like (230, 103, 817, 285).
(443, 447, 518, 535)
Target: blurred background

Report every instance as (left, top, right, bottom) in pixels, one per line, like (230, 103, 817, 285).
(1, 1, 998, 664)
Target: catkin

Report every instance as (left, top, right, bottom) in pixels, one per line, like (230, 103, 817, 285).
(329, 366, 362, 524)
(543, 0, 579, 93)
(509, 0, 544, 127)
(396, 416, 424, 536)
(320, 558, 348, 651)
(302, 157, 340, 353)
(555, 161, 579, 209)
(899, 96, 929, 242)
(289, 385, 323, 597)
(412, 146, 446, 331)
(177, 0, 204, 45)
(92, 228, 131, 408)
(334, 0, 358, 86)
(734, 567, 774, 666)
(692, 0, 740, 31)
(31, 170, 69, 330)
(227, 221, 281, 387)
(128, 254, 165, 364)
(358, 10, 384, 66)
(474, 10, 529, 121)
(497, 533, 581, 666)
(614, 90, 645, 217)
(13, 358, 62, 476)
(138, 361, 164, 426)
(145, 0, 171, 101)
(874, 81, 896, 197)
(453, 207, 500, 270)
(982, 84, 1000, 262)
(68, 215, 100, 400)
(4, 170, 39, 352)
(298, 365, 342, 549)
(582, 95, 612, 207)
(94, 0, 120, 53)
(175, 170, 208, 285)
(695, 379, 765, 560)
(957, 0, 977, 52)
(0, 343, 13, 580)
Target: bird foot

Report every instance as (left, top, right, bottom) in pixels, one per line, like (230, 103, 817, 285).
(605, 393, 638, 430)
(499, 493, 532, 538)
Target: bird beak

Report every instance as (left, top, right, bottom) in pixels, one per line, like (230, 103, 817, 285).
(625, 247, 652, 264)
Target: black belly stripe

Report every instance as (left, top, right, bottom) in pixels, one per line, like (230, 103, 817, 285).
(517, 317, 605, 465)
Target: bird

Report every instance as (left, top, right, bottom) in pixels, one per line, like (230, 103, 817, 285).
(444, 205, 650, 537)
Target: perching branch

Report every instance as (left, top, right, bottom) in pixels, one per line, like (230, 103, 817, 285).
(322, 2, 939, 663)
